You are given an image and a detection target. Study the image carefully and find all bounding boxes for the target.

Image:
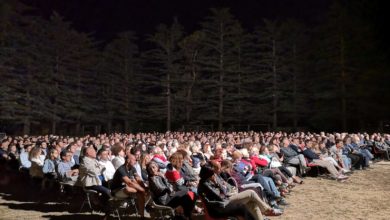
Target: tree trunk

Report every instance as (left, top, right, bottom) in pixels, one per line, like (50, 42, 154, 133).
(167, 72, 171, 131)
(272, 39, 278, 130)
(51, 120, 56, 134)
(23, 89, 31, 135)
(185, 51, 197, 123)
(124, 120, 129, 133)
(23, 117, 30, 135)
(292, 44, 298, 131)
(107, 119, 112, 134)
(218, 30, 224, 131)
(94, 125, 101, 135)
(340, 34, 347, 131)
(237, 46, 242, 127)
(219, 73, 224, 131)
(75, 122, 81, 135)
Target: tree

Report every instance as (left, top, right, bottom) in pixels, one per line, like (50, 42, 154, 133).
(143, 18, 184, 131)
(199, 8, 243, 130)
(103, 31, 140, 133)
(177, 31, 205, 124)
(278, 19, 311, 131)
(250, 19, 289, 130)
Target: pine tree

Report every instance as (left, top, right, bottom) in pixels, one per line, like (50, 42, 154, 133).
(143, 18, 184, 131)
(177, 31, 205, 124)
(250, 19, 289, 130)
(103, 31, 140, 133)
(199, 8, 243, 130)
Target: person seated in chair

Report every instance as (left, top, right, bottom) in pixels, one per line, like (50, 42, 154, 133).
(97, 147, 115, 187)
(198, 164, 282, 220)
(147, 161, 196, 219)
(110, 153, 147, 218)
(43, 148, 60, 180)
(78, 145, 111, 218)
(58, 150, 79, 185)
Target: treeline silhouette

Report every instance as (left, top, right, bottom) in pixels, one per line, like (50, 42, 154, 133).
(0, 1, 389, 135)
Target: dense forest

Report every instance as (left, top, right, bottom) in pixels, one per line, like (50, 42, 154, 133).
(0, 0, 389, 135)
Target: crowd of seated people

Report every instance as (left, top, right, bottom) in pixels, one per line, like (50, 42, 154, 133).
(0, 131, 389, 220)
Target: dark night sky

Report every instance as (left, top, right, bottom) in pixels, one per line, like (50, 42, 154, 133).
(22, 0, 389, 57)
(25, 0, 330, 40)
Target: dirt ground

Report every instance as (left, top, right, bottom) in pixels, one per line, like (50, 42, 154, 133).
(1, 161, 390, 220)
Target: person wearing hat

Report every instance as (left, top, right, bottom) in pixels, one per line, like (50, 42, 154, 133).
(198, 164, 282, 220)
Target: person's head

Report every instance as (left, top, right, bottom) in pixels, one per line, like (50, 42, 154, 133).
(97, 148, 109, 161)
(153, 146, 164, 155)
(41, 142, 47, 149)
(240, 148, 250, 158)
(292, 138, 300, 145)
(282, 137, 290, 147)
(66, 142, 77, 153)
(49, 148, 59, 160)
(199, 164, 216, 182)
(112, 143, 125, 157)
(7, 144, 17, 153)
(259, 145, 269, 154)
(24, 144, 33, 152)
(209, 160, 221, 174)
(1, 139, 9, 150)
(232, 150, 243, 162)
(169, 152, 184, 169)
(130, 145, 142, 161)
(83, 145, 96, 159)
(336, 139, 344, 148)
(214, 148, 223, 158)
(250, 146, 260, 157)
(60, 150, 73, 162)
(125, 153, 137, 167)
(29, 146, 41, 160)
(203, 142, 211, 152)
(146, 161, 160, 177)
(176, 149, 191, 162)
(344, 136, 351, 145)
(220, 160, 233, 173)
(140, 153, 151, 168)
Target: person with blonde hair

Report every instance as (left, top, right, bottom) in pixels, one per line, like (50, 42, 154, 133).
(29, 146, 44, 179)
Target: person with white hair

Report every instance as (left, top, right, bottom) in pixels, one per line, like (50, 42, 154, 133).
(152, 146, 169, 173)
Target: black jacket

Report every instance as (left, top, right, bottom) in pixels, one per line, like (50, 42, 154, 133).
(149, 175, 174, 205)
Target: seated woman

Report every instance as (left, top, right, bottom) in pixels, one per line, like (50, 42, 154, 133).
(147, 161, 196, 219)
(219, 160, 263, 192)
(29, 146, 45, 182)
(43, 148, 60, 181)
(198, 164, 282, 220)
(231, 150, 283, 206)
(260, 145, 303, 184)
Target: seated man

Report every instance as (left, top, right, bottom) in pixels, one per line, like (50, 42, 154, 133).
(57, 150, 79, 185)
(97, 147, 115, 187)
(78, 146, 111, 218)
(111, 153, 147, 218)
(19, 144, 33, 171)
(279, 138, 309, 176)
(303, 141, 348, 181)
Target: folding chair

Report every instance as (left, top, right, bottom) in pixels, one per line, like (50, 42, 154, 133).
(109, 192, 139, 220)
(200, 197, 227, 220)
(79, 188, 99, 213)
(148, 199, 175, 220)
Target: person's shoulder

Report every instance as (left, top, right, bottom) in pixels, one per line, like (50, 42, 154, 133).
(117, 164, 126, 171)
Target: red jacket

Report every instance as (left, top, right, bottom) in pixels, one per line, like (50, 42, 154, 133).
(249, 156, 269, 171)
